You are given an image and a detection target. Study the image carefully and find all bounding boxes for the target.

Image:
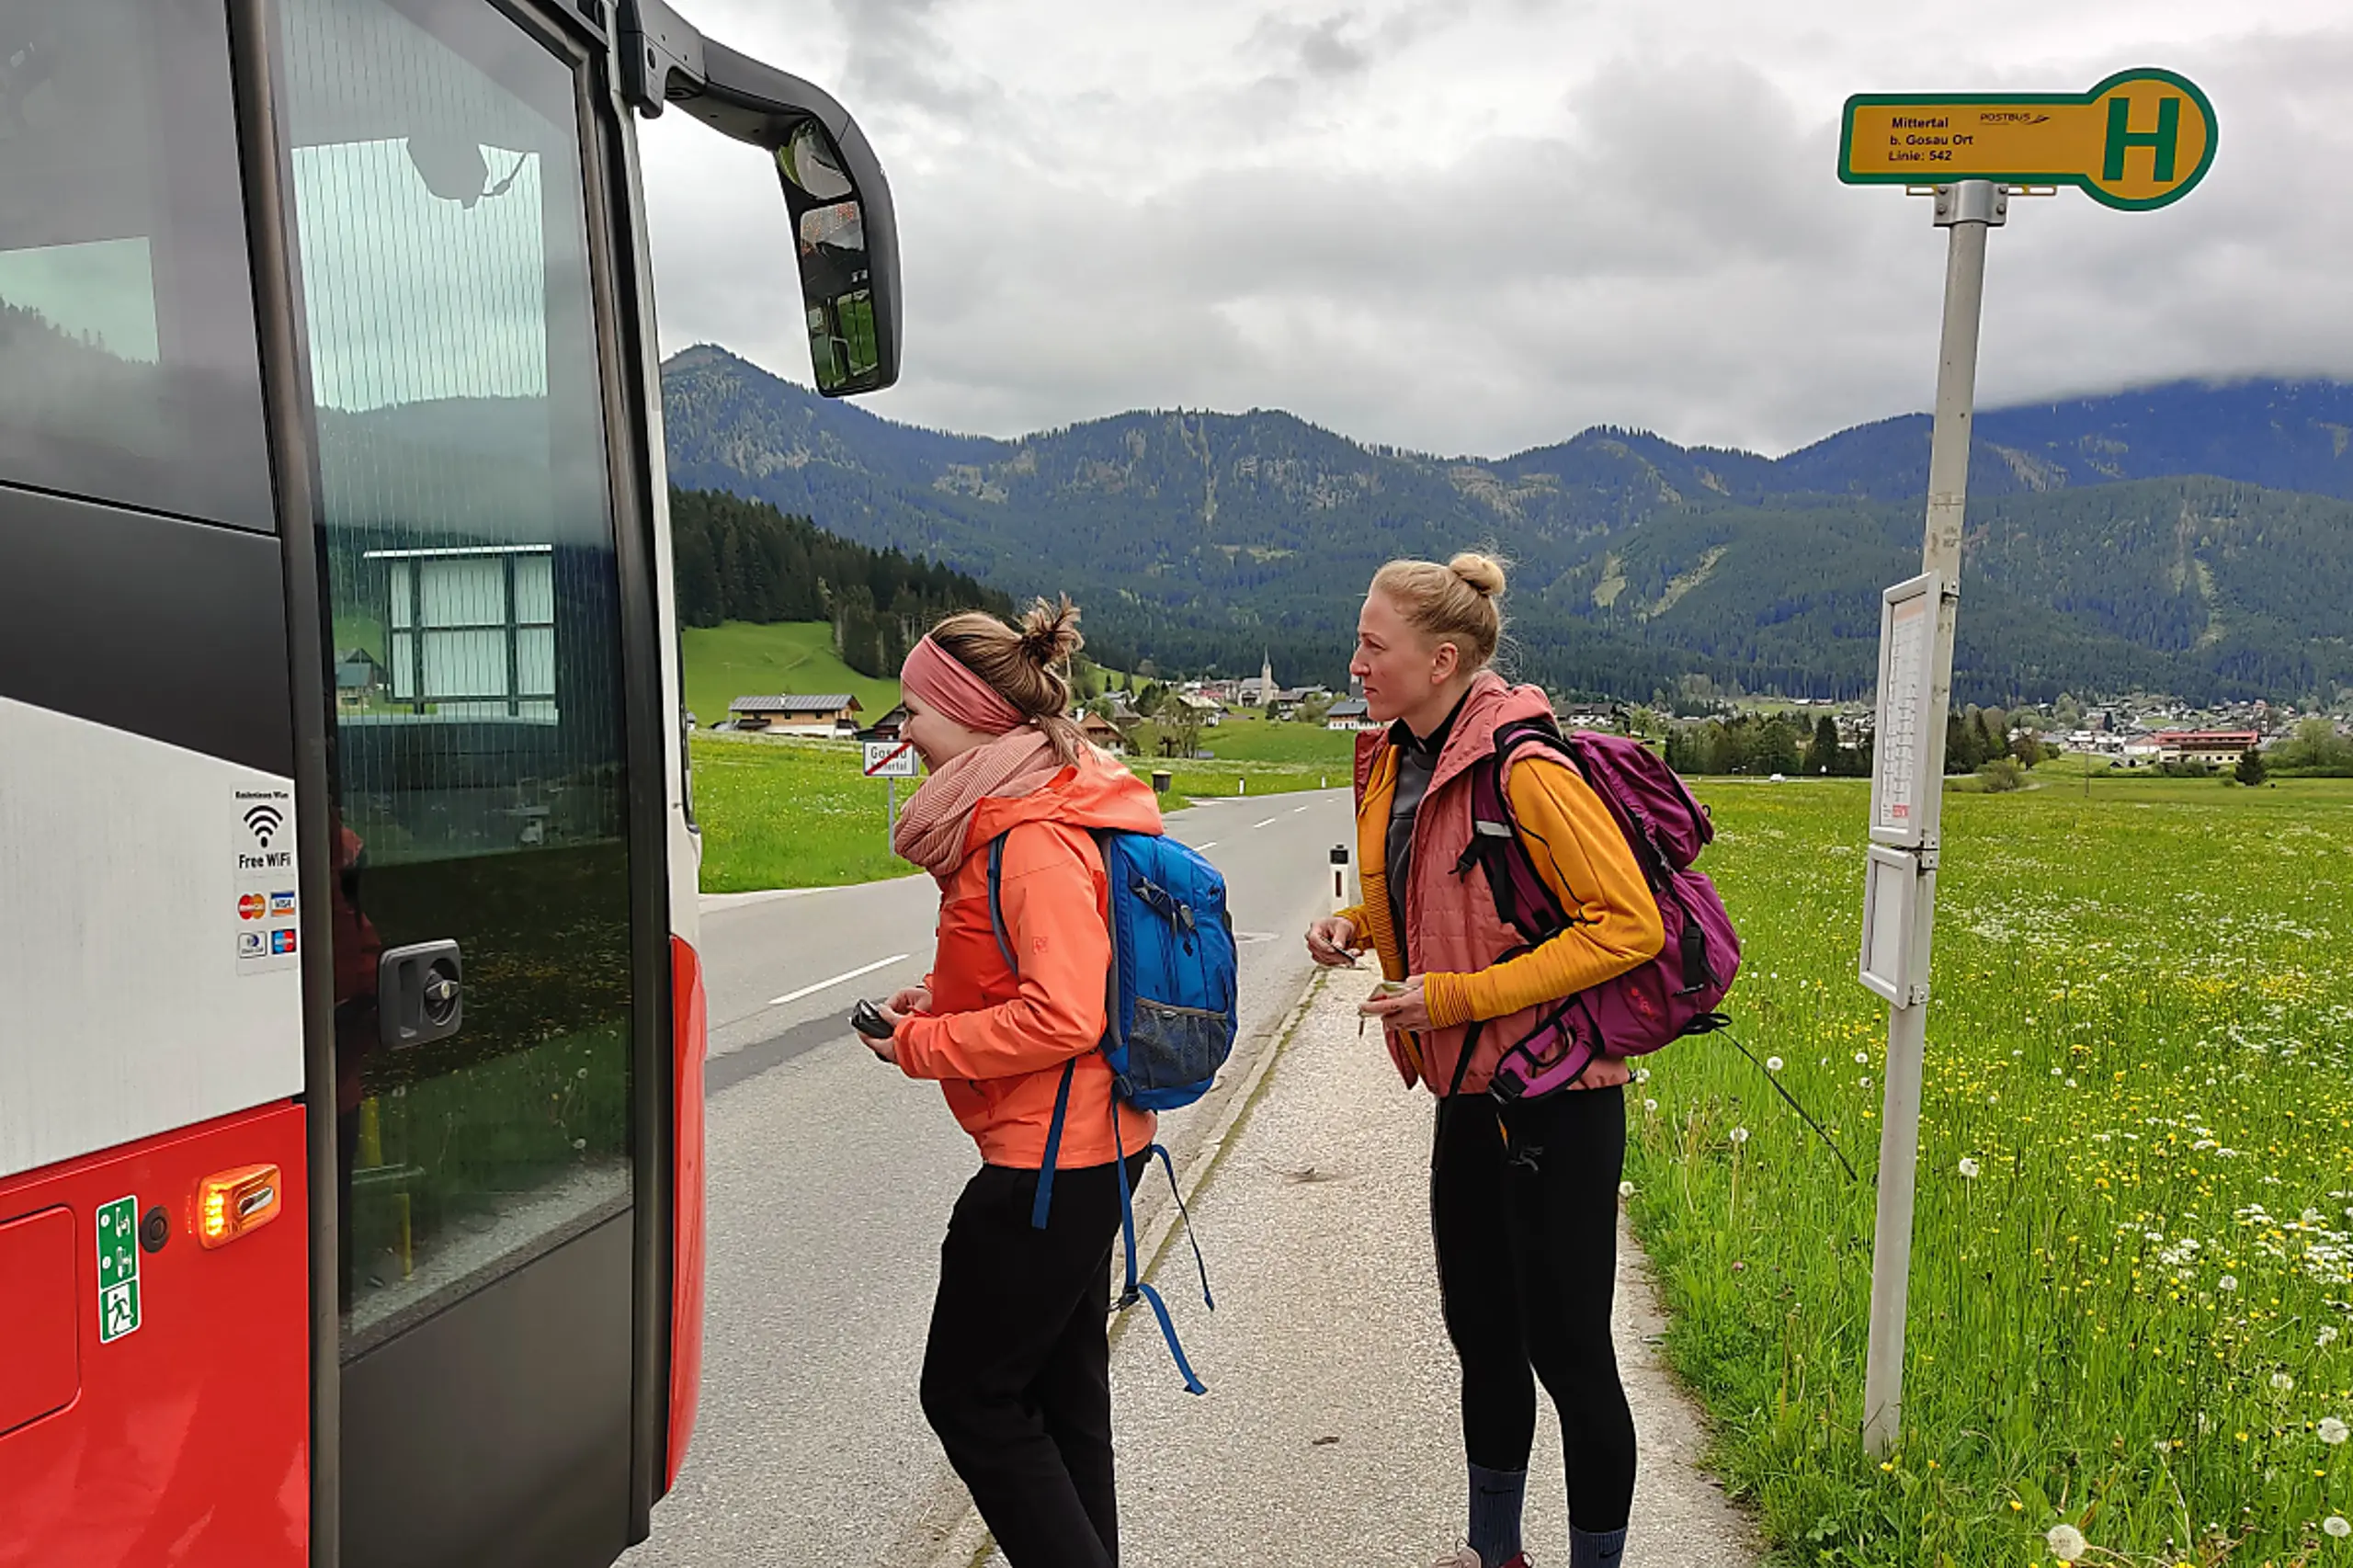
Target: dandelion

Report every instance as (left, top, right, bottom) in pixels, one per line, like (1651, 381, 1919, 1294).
(1619, 1180, 1634, 1199)
(1730, 1127, 1750, 1145)
(1855, 1051, 1869, 1064)
(1958, 1157, 1981, 1179)
(1643, 1098, 1658, 1113)
(1767, 1055, 1784, 1072)
(2321, 1326, 2341, 1348)
(2320, 1417, 2349, 1446)
(2327, 1516, 2352, 1539)
(2220, 1275, 2240, 1292)
(2047, 1523, 2087, 1561)
(2271, 1371, 2295, 1392)
(1635, 1066, 1651, 1084)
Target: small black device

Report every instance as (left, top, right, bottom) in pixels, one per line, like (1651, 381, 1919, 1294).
(850, 998, 894, 1040)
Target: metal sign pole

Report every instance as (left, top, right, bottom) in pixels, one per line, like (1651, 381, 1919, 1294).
(1860, 177, 2004, 1459)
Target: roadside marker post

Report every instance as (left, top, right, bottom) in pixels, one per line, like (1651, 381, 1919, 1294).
(1841, 70, 2213, 1460)
(863, 737, 919, 844)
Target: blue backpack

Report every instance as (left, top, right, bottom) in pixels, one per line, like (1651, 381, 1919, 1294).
(986, 826, 1239, 1393)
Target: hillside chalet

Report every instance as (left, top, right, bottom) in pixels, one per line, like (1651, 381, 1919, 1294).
(2150, 729, 2261, 766)
(727, 694, 863, 733)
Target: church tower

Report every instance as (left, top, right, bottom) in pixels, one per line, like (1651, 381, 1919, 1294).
(1258, 650, 1274, 708)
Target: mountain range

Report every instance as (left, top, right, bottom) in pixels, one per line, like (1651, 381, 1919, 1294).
(660, 344, 2353, 706)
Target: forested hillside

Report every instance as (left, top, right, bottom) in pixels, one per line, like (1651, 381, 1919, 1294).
(662, 345, 2353, 704)
(668, 487, 1008, 678)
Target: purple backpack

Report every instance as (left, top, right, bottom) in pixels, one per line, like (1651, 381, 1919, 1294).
(1449, 719, 1741, 1104)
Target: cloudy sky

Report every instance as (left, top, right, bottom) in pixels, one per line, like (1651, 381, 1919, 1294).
(639, 0, 2353, 459)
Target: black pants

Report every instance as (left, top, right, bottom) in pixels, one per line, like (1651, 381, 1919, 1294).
(921, 1154, 1147, 1568)
(1431, 1084, 1637, 1533)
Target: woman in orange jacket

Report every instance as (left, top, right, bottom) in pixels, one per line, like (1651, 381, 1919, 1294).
(1304, 555, 1665, 1568)
(861, 597, 1161, 1568)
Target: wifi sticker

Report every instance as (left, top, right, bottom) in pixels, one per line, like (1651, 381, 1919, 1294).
(231, 787, 299, 976)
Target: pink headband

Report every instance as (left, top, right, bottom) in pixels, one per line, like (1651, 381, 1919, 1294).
(902, 636, 1028, 734)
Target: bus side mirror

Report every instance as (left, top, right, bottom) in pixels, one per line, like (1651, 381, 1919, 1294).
(771, 119, 899, 396)
(625, 15, 904, 397)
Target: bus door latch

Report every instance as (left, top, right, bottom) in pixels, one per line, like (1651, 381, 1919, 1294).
(380, 940, 464, 1050)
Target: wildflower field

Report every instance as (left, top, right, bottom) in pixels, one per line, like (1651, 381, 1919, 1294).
(1626, 773, 2353, 1567)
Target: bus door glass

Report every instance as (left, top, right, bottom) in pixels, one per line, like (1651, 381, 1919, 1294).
(277, 0, 637, 1499)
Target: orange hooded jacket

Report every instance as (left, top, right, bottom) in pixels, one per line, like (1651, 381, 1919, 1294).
(892, 750, 1163, 1167)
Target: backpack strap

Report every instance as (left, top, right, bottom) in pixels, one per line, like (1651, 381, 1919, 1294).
(1031, 1060, 1075, 1232)
(1452, 719, 1583, 949)
(1113, 1113, 1210, 1394)
(1428, 1017, 1487, 1173)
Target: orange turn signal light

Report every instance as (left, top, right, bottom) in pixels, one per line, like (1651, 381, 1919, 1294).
(197, 1164, 282, 1249)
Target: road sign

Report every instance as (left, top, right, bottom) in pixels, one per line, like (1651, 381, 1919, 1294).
(1840, 68, 2216, 210)
(861, 739, 918, 778)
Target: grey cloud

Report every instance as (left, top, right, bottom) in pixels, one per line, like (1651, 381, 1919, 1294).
(643, 6, 2353, 459)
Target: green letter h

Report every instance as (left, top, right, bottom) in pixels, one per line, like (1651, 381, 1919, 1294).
(2104, 94, 2180, 182)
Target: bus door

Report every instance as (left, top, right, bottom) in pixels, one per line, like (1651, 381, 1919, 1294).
(270, 0, 645, 1562)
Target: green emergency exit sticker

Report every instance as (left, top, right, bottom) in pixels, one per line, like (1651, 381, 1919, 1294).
(97, 1195, 142, 1343)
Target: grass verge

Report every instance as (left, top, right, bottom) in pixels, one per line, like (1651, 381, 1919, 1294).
(1624, 774, 2353, 1566)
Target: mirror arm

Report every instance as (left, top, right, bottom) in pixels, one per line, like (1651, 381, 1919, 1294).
(617, 0, 705, 118)
(618, 0, 853, 146)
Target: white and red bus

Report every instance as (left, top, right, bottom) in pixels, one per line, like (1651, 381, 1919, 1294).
(0, 1, 898, 1562)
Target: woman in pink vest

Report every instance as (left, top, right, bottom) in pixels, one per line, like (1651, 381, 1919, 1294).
(1304, 555, 1665, 1568)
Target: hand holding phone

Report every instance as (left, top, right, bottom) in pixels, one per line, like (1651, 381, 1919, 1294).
(851, 998, 894, 1040)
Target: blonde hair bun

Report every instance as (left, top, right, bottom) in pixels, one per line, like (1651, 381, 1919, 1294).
(1448, 552, 1507, 598)
(1370, 552, 1510, 670)
(1016, 594, 1085, 669)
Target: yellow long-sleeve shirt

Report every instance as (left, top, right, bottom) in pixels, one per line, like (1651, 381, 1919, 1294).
(1336, 749, 1665, 1032)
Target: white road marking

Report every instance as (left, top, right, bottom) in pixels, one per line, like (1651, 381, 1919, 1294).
(1195, 841, 1220, 851)
(768, 953, 911, 1008)
(1292, 804, 1310, 813)
(1252, 817, 1279, 829)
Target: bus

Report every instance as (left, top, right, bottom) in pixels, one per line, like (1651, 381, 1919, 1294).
(0, 1, 899, 1563)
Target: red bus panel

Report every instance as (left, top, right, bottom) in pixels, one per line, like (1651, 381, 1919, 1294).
(667, 935, 710, 1491)
(0, 1102, 307, 1568)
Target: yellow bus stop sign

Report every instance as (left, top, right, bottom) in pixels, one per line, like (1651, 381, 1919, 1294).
(1840, 68, 2215, 210)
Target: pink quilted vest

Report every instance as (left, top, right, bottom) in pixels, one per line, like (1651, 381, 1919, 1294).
(1351, 674, 1634, 1098)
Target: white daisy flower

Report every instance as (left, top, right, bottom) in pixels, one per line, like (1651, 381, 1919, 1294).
(2045, 1523, 2086, 1560)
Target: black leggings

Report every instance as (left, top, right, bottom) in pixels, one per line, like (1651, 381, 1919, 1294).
(1431, 1084, 1636, 1533)
(919, 1155, 1146, 1568)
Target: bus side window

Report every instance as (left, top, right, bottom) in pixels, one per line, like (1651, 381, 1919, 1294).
(0, 0, 273, 529)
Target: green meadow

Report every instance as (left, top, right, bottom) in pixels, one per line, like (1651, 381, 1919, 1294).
(1628, 774, 2353, 1566)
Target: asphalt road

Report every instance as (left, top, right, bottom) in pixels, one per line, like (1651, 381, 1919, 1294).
(620, 788, 1355, 1568)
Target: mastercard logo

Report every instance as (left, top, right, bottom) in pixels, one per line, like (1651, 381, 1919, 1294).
(238, 893, 267, 921)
